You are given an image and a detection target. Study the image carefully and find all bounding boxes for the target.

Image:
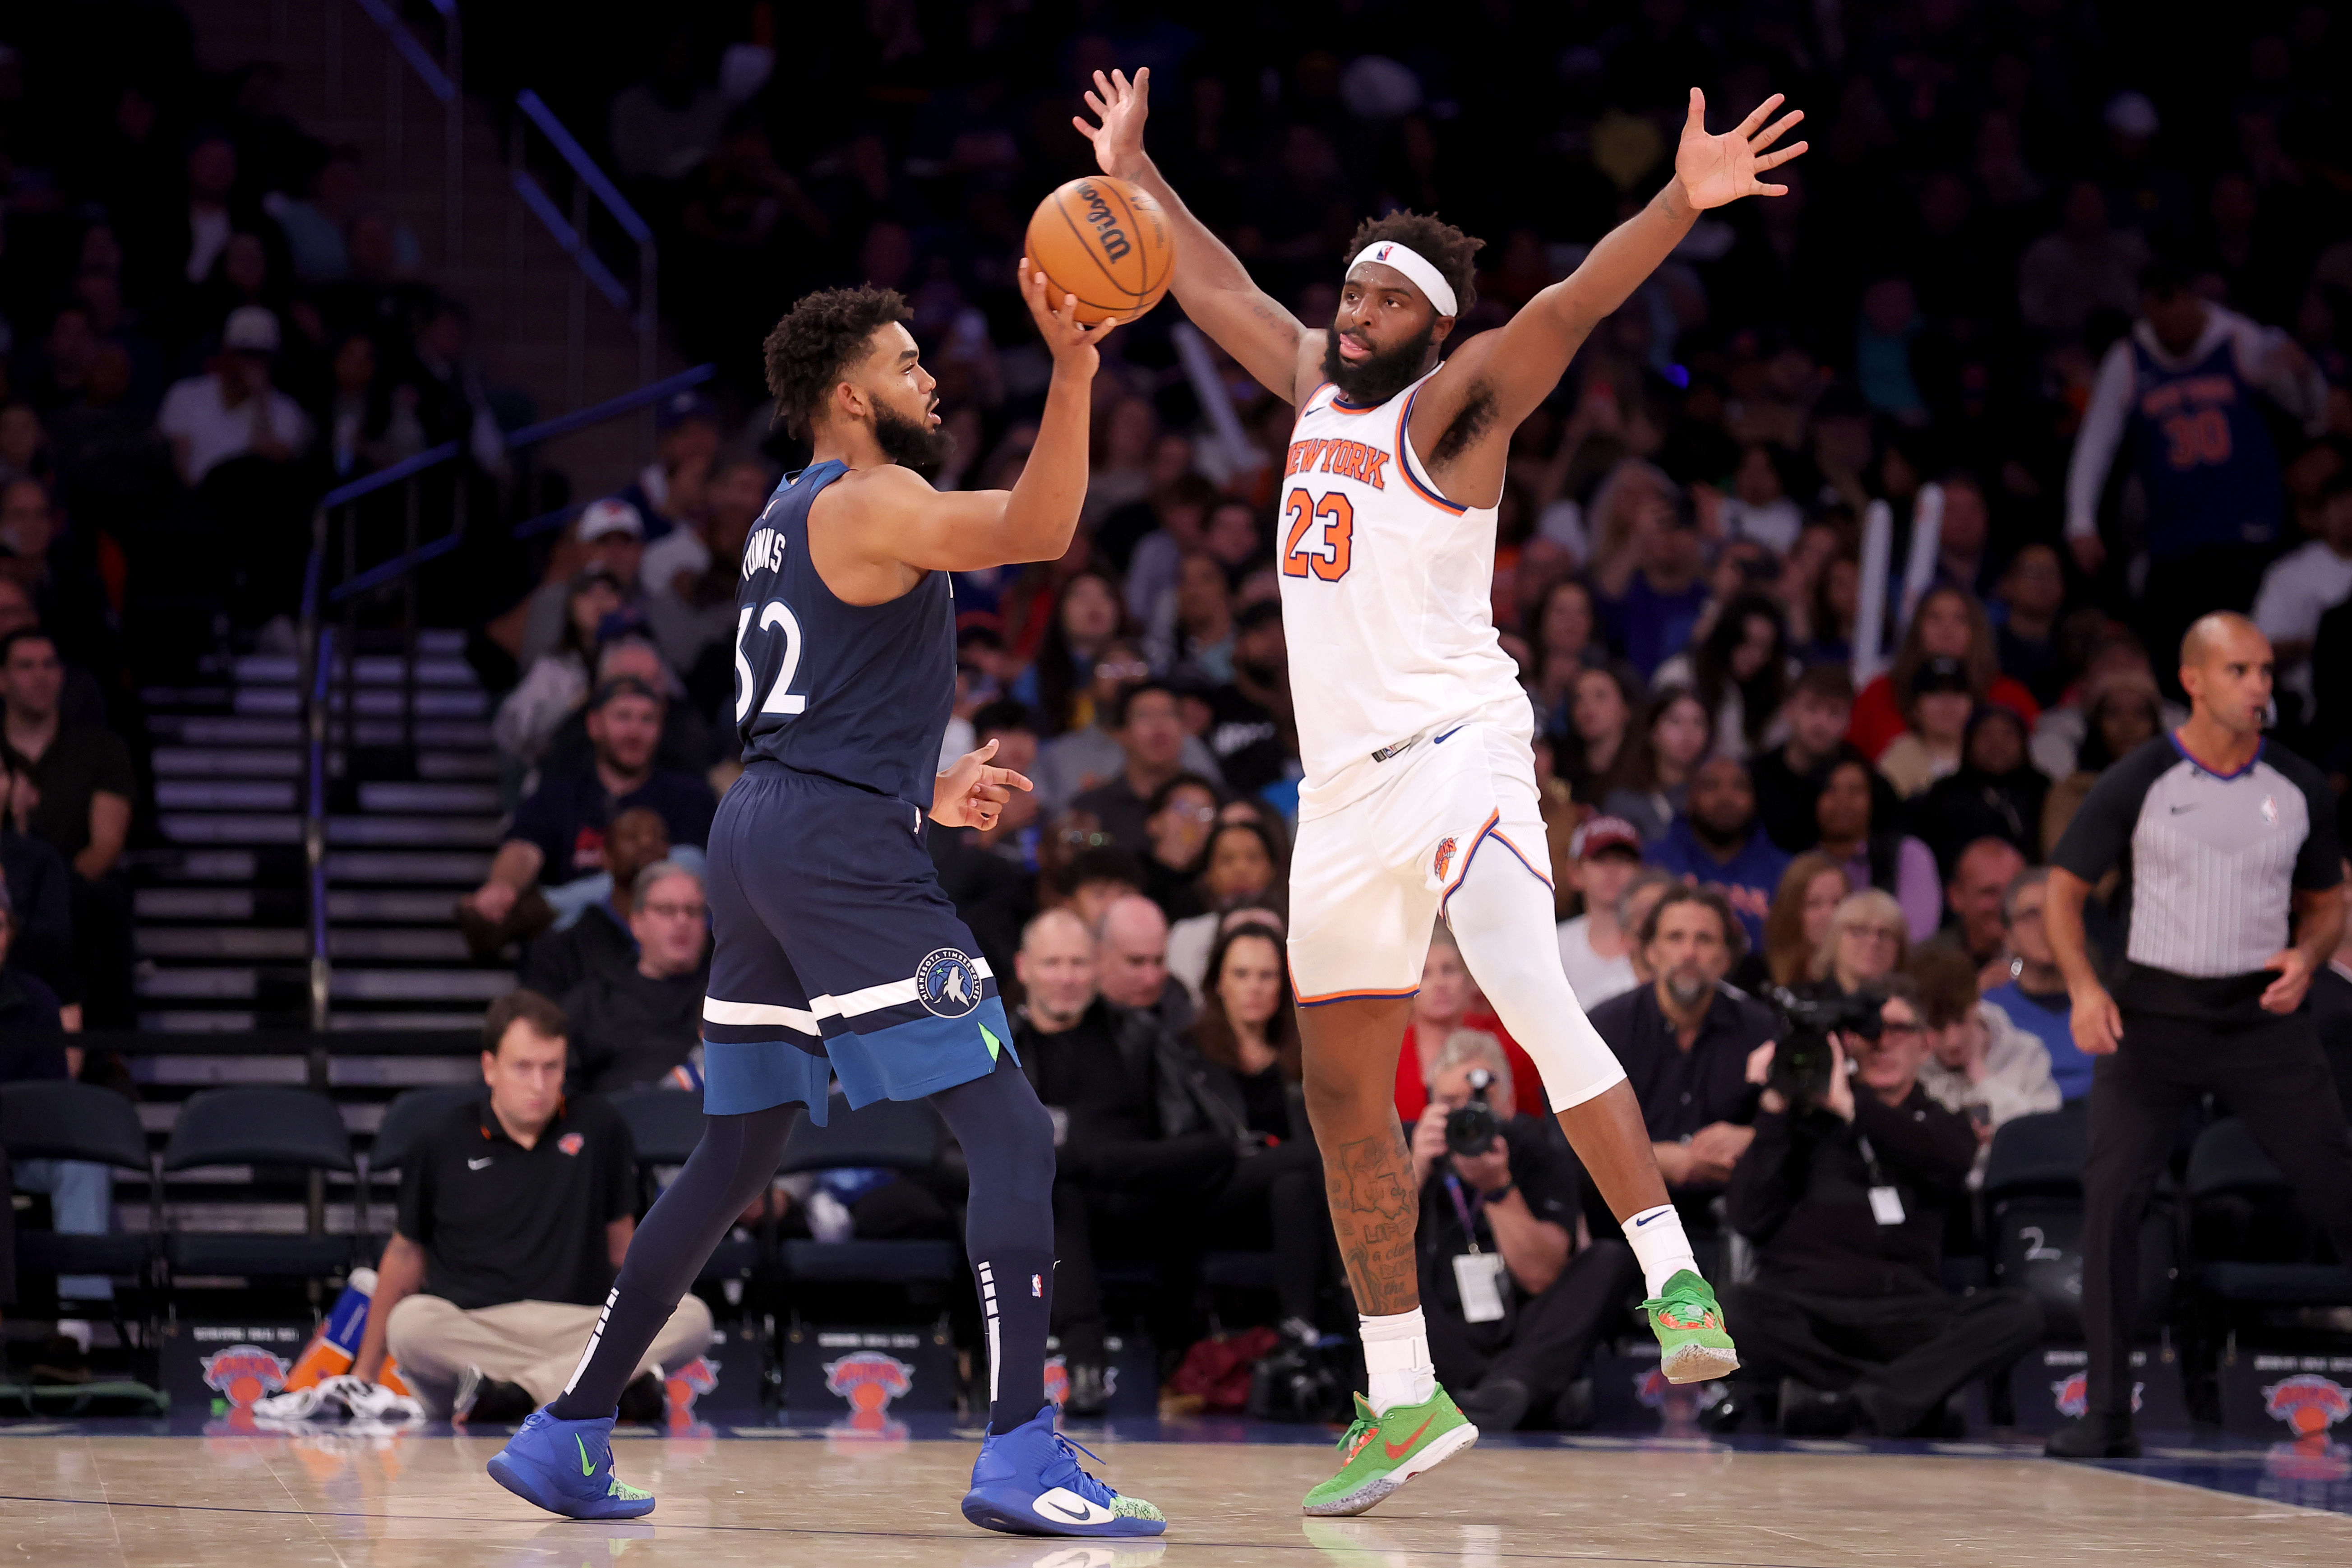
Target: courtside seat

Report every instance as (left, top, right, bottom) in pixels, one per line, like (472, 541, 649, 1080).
(776, 1095, 957, 1286)
(0, 1080, 159, 1282)
(2188, 1118, 2352, 1307)
(161, 1087, 357, 1281)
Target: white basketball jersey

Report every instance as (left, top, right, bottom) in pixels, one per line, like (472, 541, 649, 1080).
(1278, 367, 1525, 820)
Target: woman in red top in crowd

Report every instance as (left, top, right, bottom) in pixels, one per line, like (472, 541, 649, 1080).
(1392, 926, 1547, 1122)
(1848, 583, 2040, 760)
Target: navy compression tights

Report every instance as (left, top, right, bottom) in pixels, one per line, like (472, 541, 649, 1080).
(550, 1052, 1058, 1432)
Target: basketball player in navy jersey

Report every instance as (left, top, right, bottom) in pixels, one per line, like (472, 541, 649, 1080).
(486, 265, 1167, 1538)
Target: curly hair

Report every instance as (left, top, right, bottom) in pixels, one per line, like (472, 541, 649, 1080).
(1345, 211, 1484, 317)
(762, 286, 911, 434)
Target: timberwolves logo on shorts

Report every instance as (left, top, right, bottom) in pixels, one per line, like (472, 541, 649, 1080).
(915, 948, 984, 1018)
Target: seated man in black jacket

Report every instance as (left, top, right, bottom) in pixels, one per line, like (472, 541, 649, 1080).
(1588, 886, 1776, 1209)
(1012, 907, 1237, 1415)
(1724, 976, 2042, 1436)
(1412, 1030, 1640, 1433)
(560, 860, 708, 1094)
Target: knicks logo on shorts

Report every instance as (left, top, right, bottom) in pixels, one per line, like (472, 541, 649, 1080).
(915, 948, 984, 1018)
(1432, 836, 1459, 881)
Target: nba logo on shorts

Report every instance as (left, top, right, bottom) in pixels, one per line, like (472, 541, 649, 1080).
(1433, 837, 1459, 881)
(915, 948, 983, 1018)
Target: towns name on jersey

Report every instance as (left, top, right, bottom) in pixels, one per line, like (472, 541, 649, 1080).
(741, 526, 789, 578)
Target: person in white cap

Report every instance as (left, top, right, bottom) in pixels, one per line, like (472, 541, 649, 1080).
(157, 305, 313, 486)
(518, 498, 648, 666)
(1079, 67, 1804, 1508)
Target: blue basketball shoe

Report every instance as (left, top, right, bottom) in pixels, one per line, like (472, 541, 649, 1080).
(960, 1404, 1166, 1537)
(485, 1408, 655, 1520)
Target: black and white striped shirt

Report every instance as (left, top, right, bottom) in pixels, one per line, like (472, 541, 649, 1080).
(2051, 734, 2342, 1022)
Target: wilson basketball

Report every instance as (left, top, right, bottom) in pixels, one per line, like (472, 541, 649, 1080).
(1024, 176, 1174, 324)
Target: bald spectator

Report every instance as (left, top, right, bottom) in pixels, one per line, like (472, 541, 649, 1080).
(1013, 907, 1237, 1415)
(1095, 893, 1195, 1034)
(1921, 838, 2027, 985)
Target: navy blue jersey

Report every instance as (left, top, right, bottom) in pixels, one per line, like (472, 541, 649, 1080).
(731, 460, 956, 810)
(2127, 335, 2284, 557)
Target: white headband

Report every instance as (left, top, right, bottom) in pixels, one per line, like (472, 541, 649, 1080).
(1345, 242, 1458, 317)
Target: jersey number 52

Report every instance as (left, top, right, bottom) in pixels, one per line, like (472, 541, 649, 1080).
(733, 600, 809, 722)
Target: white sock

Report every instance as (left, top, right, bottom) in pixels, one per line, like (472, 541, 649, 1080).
(1623, 1204, 1700, 1299)
(1359, 1308, 1435, 1414)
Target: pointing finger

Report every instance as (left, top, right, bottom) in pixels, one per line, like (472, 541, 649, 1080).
(987, 768, 1035, 793)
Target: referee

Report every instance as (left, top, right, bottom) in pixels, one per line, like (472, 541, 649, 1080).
(2042, 613, 2351, 1460)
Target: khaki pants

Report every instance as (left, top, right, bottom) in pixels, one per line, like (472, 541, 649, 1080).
(385, 1292, 714, 1416)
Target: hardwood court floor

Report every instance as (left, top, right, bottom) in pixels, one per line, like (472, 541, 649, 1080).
(3, 1425, 2350, 1568)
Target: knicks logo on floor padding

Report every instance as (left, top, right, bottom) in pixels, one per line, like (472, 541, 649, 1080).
(915, 948, 983, 1017)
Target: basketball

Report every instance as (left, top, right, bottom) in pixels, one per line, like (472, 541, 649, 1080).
(1023, 175, 1174, 324)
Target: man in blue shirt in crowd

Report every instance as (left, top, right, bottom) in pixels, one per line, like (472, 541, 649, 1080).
(1649, 756, 1790, 953)
(1978, 867, 2096, 1101)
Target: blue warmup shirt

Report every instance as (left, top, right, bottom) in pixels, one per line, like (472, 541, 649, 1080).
(1647, 819, 1791, 952)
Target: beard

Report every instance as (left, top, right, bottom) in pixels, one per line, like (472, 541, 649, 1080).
(1322, 320, 1437, 407)
(873, 402, 956, 482)
(1663, 965, 1713, 1009)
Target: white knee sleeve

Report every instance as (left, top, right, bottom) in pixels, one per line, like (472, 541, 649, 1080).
(1446, 840, 1628, 1110)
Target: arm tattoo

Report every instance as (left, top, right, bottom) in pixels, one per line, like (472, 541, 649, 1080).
(1324, 1130, 1421, 1315)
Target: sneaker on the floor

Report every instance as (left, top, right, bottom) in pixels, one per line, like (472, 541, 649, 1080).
(485, 1408, 656, 1520)
(960, 1402, 1166, 1537)
(1299, 1388, 1478, 1517)
(1644, 1269, 1740, 1384)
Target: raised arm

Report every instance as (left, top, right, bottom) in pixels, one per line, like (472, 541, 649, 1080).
(1432, 90, 1804, 445)
(847, 264, 1115, 578)
(1076, 68, 1318, 404)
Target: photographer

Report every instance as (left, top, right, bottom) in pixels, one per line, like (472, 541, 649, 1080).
(1722, 978, 2042, 1436)
(1410, 1031, 1640, 1434)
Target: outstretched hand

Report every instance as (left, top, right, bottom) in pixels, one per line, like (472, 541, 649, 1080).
(1017, 256, 1120, 366)
(1673, 88, 1807, 211)
(1073, 67, 1151, 181)
(932, 738, 1033, 831)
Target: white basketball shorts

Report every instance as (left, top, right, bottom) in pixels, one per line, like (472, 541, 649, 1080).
(1286, 709, 1553, 1004)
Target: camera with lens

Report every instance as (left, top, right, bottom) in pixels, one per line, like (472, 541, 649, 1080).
(1764, 988, 1884, 1106)
(1444, 1068, 1502, 1157)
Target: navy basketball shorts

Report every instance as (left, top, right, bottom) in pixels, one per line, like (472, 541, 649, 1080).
(698, 763, 1014, 1122)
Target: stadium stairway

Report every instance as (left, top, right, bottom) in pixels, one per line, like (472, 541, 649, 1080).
(179, 0, 682, 498)
(136, 628, 513, 1036)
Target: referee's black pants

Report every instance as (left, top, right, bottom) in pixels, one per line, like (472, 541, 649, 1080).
(2082, 1007, 2352, 1418)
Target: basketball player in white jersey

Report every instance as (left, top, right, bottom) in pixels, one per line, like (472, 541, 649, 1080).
(1079, 71, 1805, 1512)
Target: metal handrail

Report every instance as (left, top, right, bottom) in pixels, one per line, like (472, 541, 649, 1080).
(306, 361, 716, 616)
(510, 90, 660, 415)
(335, 0, 465, 271)
(297, 362, 716, 1031)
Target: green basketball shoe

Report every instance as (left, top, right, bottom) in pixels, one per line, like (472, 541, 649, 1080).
(1645, 1268, 1739, 1383)
(1299, 1388, 1478, 1517)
